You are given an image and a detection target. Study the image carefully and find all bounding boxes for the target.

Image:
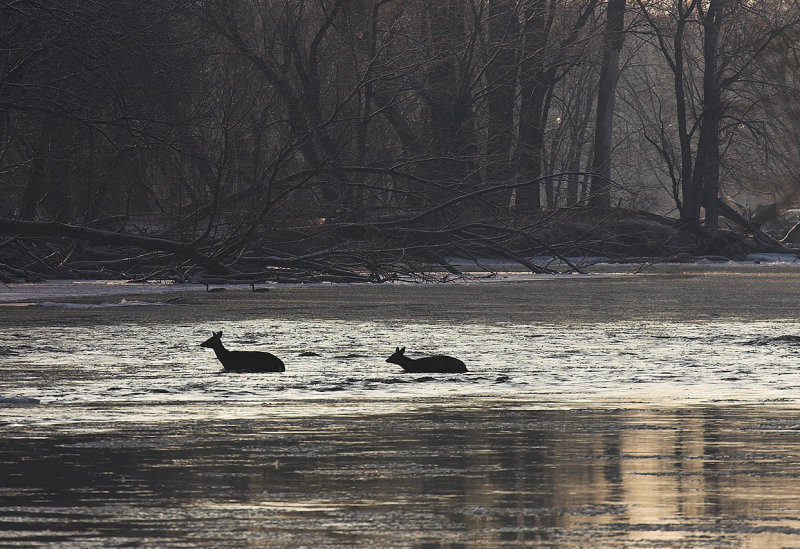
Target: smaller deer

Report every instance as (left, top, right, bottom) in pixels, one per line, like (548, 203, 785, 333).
(386, 346, 467, 373)
(200, 331, 285, 372)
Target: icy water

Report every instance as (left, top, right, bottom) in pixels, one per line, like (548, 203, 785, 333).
(4, 268, 800, 547)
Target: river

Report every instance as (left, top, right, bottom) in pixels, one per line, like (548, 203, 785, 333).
(2, 266, 800, 547)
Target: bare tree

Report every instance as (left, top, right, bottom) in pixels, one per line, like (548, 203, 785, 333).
(8, 0, 800, 282)
(634, 0, 800, 228)
(588, 0, 626, 209)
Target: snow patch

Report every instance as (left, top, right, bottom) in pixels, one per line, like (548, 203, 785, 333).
(37, 299, 168, 309)
(0, 280, 200, 302)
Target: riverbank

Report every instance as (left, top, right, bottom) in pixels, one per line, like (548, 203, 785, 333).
(2, 262, 800, 327)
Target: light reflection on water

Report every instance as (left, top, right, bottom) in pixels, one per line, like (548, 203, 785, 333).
(4, 315, 800, 546)
(4, 403, 800, 547)
(3, 318, 800, 409)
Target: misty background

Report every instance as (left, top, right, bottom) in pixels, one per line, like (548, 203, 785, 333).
(2, 0, 799, 281)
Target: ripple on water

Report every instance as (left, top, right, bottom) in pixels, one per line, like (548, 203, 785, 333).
(2, 319, 800, 412)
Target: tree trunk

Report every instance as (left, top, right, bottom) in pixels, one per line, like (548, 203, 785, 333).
(673, 6, 695, 224)
(697, 0, 722, 227)
(422, 0, 477, 198)
(588, 0, 626, 210)
(20, 116, 57, 220)
(514, 0, 551, 213)
(485, 0, 520, 211)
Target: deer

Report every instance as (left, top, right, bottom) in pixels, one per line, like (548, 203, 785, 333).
(200, 331, 285, 372)
(386, 346, 467, 373)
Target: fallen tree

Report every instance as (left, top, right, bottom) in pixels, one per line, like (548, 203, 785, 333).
(0, 201, 791, 284)
(0, 218, 234, 276)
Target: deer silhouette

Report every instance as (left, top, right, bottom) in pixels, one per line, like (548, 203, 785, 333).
(200, 331, 285, 372)
(386, 346, 467, 373)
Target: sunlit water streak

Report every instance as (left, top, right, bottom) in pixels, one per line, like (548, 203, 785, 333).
(3, 318, 800, 415)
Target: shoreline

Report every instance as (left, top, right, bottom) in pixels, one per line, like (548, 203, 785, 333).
(1, 264, 800, 327)
(1, 253, 800, 301)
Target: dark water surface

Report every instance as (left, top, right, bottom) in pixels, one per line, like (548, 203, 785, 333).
(5, 403, 800, 548)
(3, 269, 800, 547)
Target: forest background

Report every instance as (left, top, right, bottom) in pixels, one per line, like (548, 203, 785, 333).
(2, 0, 800, 282)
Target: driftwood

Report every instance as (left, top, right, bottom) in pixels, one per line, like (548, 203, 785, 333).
(0, 218, 234, 276)
(715, 199, 790, 252)
(0, 201, 787, 284)
(0, 213, 572, 282)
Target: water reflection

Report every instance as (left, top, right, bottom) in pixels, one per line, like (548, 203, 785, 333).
(5, 318, 800, 406)
(3, 403, 800, 547)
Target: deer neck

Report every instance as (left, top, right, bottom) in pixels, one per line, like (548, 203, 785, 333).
(397, 355, 415, 368)
(211, 341, 229, 360)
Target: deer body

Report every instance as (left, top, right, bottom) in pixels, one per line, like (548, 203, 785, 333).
(200, 331, 285, 372)
(386, 346, 467, 373)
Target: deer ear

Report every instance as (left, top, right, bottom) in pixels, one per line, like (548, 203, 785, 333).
(395, 346, 400, 353)
(215, 331, 222, 337)
(400, 346, 406, 354)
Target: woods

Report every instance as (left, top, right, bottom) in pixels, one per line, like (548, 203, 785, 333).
(2, 0, 800, 282)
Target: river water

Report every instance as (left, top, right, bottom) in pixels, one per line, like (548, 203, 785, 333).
(3, 267, 800, 547)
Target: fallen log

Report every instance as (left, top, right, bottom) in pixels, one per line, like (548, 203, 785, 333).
(716, 199, 790, 252)
(0, 218, 235, 276)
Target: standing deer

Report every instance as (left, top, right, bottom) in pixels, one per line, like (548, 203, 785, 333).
(200, 331, 285, 372)
(386, 346, 467, 373)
